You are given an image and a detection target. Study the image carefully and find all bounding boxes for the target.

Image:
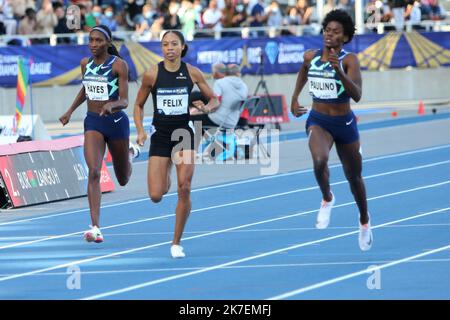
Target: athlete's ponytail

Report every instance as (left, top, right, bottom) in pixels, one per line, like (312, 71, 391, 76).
(107, 43, 121, 58)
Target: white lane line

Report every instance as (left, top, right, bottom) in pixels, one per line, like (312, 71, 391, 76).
(3, 258, 450, 277)
(82, 206, 450, 300)
(2, 222, 449, 241)
(0, 181, 448, 285)
(268, 243, 450, 300)
(1, 161, 449, 250)
(1, 144, 449, 226)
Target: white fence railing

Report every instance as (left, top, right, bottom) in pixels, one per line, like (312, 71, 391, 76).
(1, 20, 449, 47)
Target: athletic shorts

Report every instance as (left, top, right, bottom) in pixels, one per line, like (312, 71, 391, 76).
(305, 109, 359, 144)
(149, 124, 195, 158)
(84, 111, 130, 142)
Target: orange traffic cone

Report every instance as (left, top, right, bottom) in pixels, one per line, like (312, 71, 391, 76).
(417, 101, 425, 115)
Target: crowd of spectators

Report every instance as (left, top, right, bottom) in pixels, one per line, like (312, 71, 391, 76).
(0, 0, 448, 44)
(365, 0, 447, 31)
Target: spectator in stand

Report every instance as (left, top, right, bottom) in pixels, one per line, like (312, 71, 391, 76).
(156, 0, 169, 12)
(0, 0, 18, 35)
(10, 0, 36, 20)
(54, 2, 74, 43)
(389, 0, 407, 31)
(84, 1, 98, 29)
(221, 0, 242, 37)
(193, 0, 203, 29)
(135, 3, 160, 41)
(234, 1, 249, 27)
(266, 1, 283, 25)
(141, 2, 159, 28)
(101, 5, 118, 32)
(101, 0, 125, 12)
(35, 0, 57, 43)
(284, 5, 302, 25)
(336, 0, 355, 21)
(365, 0, 392, 32)
(162, 1, 182, 30)
(405, 0, 423, 28)
(282, 6, 302, 35)
(91, 5, 103, 26)
(324, 0, 336, 18)
(69, 0, 85, 5)
(297, 0, 314, 25)
(18, 7, 37, 39)
(246, 0, 258, 15)
(193, 0, 204, 28)
(248, 0, 267, 37)
(202, 0, 223, 34)
(217, 0, 226, 10)
(428, 0, 445, 20)
(77, 3, 93, 32)
(421, 0, 431, 18)
(146, 2, 166, 36)
(179, 0, 196, 40)
(221, 0, 236, 28)
(125, 0, 145, 28)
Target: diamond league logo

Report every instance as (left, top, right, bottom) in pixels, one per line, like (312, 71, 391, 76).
(265, 42, 279, 65)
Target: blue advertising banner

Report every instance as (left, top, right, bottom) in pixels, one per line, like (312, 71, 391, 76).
(0, 31, 449, 88)
(0, 44, 90, 87)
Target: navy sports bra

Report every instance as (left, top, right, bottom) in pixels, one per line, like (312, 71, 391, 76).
(82, 55, 119, 101)
(307, 49, 351, 104)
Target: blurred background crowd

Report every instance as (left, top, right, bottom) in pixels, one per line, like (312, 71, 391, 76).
(0, 0, 448, 44)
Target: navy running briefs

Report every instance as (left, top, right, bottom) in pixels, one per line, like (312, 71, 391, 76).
(84, 110, 130, 141)
(306, 109, 359, 144)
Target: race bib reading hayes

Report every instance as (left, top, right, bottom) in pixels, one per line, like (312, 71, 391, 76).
(83, 75, 109, 101)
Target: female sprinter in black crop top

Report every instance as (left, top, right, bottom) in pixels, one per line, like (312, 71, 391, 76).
(133, 30, 218, 258)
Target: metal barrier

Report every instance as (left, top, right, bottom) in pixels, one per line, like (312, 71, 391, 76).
(1, 20, 449, 47)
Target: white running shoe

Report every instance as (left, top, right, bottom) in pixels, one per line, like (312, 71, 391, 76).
(84, 225, 103, 243)
(171, 244, 186, 258)
(129, 142, 140, 159)
(359, 215, 373, 251)
(316, 192, 335, 229)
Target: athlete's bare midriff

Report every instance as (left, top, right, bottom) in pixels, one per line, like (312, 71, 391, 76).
(87, 100, 123, 114)
(312, 101, 351, 116)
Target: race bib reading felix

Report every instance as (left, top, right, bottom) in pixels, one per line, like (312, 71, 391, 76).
(309, 77, 338, 100)
(156, 87, 189, 116)
(83, 76, 109, 101)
